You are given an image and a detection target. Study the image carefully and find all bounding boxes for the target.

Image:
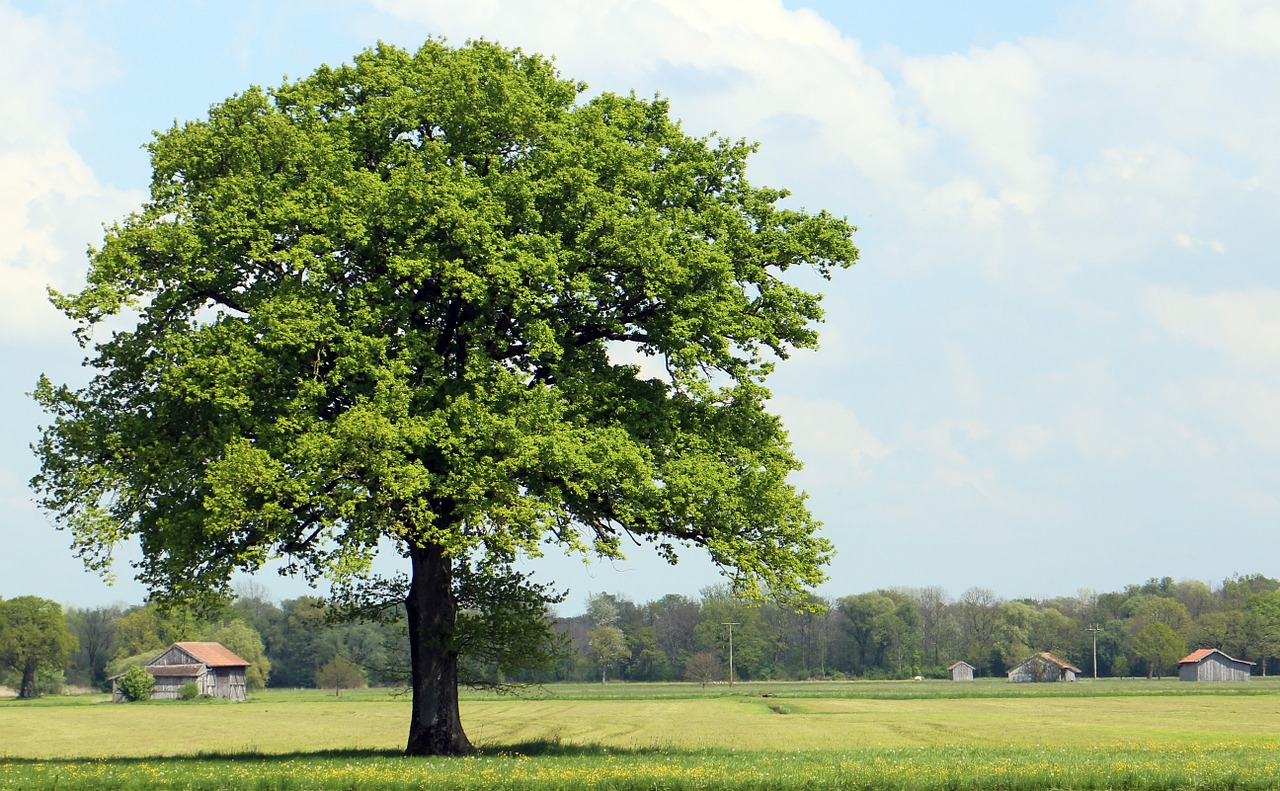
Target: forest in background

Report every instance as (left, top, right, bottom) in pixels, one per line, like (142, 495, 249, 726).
(3, 572, 1279, 696)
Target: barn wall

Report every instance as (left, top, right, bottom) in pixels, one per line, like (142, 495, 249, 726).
(151, 674, 201, 700)
(1009, 658, 1073, 683)
(1009, 662, 1041, 683)
(212, 668, 248, 701)
(150, 646, 199, 667)
(144, 668, 246, 699)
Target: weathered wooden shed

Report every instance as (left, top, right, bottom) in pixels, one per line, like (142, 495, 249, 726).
(947, 661, 976, 681)
(112, 642, 250, 702)
(1008, 652, 1080, 683)
(1178, 648, 1254, 682)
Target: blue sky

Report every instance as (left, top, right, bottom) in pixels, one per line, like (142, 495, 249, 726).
(3, 0, 1278, 614)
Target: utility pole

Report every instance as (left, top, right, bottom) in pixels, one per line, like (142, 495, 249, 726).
(723, 622, 740, 687)
(1087, 624, 1103, 679)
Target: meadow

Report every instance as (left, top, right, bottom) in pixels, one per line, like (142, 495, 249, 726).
(2, 678, 1279, 789)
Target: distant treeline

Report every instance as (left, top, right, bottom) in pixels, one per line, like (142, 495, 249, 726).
(4, 573, 1278, 695)
(550, 574, 1280, 682)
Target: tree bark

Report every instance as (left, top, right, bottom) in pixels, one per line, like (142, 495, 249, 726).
(404, 541, 473, 756)
(19, 661, 38, 699)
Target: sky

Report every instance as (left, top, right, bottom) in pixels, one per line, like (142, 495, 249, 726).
(3, 0, 1279, 615)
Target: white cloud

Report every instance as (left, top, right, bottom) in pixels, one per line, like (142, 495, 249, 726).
(1173, 234, 1225, 253)
(370, 0, 1280, 294)
(913, 421, 989, 462)
(1132, 0, 1280, 61)
(1048, 362, 1222, 467)
(944, 343, 983, 406)
(1161, 378, 1280, 455)
(1003, 424, 1053, 462)
(0, 4, 142, 341)
(772, 396, 890, 480)
(1227, 481, 1280, 517)
(1145, 287, 1280, 374)
(372, 0, 926, 187)
(1047, 143, 1202, 267)
(892, 40, 1244, 279)
(902, 43, 1053, 215)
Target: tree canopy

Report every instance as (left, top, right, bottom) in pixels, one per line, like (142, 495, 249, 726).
(1133, 622, 1186, 679)
(0, 596, 78, 698)
(315, 656, 365, 696)
(32, 39, 856, 754)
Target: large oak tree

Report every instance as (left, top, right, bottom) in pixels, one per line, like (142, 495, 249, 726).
(32, 40, 857, 755)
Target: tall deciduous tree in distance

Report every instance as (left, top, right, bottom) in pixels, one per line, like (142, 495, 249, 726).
(31, 40, 856, 755)
(587, 624, 629, 684)
(206, 619, 272, 691)
(1134, 622, 1185, 679)
(66, 604, 122, 688)
(0, 597, 78, 698)
(1245, 590, 1280, 675)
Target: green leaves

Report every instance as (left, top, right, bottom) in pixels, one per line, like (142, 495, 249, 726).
(0, 597, 78, 698)
(116, 664, 155, 701)
(33, 38, 855, 611)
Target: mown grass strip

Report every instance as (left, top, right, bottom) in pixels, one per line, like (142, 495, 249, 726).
(474, 677, 1280, 702)
(5, 681, 1279, 789)
(2, 744, 1278, 790)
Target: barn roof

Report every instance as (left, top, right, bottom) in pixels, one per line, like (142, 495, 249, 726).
(1032, 652, 1082, 673)
(1178, 648, 1255, 666)
(947, 661, 975, 670)
(171, 642, 251, 667)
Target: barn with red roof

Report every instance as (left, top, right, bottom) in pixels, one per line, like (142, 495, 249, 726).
(1178, 648, 1253, 682)
(1008, 652, 1081, 683)
(111, 642, 251, 701)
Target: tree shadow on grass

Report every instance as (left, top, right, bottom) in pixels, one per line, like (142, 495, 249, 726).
(1, 742, 693, 765)
(477, 738, 696, 758)
(0, 748, 402, 765)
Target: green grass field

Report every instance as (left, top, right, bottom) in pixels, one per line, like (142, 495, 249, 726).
(3, 678, 1279, 789)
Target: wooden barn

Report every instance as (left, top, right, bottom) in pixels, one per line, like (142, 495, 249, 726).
(947, 661, 976, 681)
(112, 642, 250, 702)
(1178, 648, 1254, 682)
(1008, 652, 1080, 683)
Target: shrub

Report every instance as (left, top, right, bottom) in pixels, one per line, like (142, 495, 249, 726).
(178, 681, 199, 700)
(118, 666, 155, 701)
(315, 657, 366, 697)
(35, 667, 65, 696)
(683, 653, 722, 687)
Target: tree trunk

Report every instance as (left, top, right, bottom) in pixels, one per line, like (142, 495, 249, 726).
(404, 541, 473, 756)
(19, 661, 38, 699)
